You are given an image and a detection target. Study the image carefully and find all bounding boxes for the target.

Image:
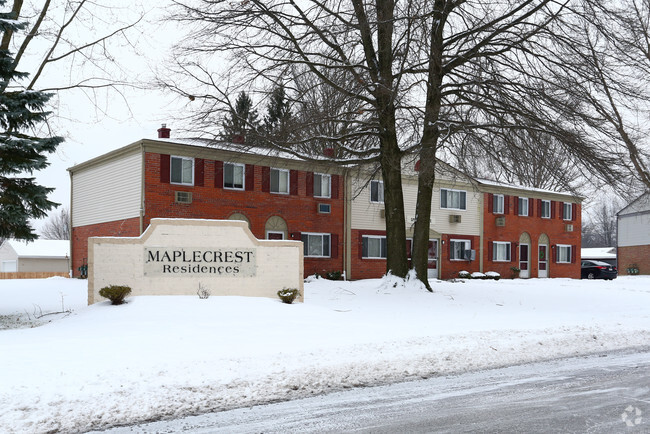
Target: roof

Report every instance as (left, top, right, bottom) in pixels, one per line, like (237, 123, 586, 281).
(580, 247, 616, 260)
(2, 239, 70, 258)
(475, 178, 580, 200)
(617, 191, 650, 216)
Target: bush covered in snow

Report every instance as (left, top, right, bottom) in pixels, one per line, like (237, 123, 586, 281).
(98, 285, 131, 305)
(277, 288, 300, 304)
(459, 271, 501, 280)
(458, 271, 471, 279)
(485, 271, 501, 281)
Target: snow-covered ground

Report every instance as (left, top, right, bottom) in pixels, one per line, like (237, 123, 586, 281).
(1, 275, 649, 433)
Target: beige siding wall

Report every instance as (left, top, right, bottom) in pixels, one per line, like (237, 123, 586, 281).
(72, 150, 142, 227)
(18, 258, 69, 273)
(618, 213, 650, 247)
(0, 243, 18, 263)
(350, 176, 481, 236)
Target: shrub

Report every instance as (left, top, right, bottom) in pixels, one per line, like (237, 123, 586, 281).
(99, 285, 132, 305)
(197, 283, 211, 299)
(485, 271, 501, 281)
(277, 288, 300, 304)
(458, 270, 471, 279)
(324, 270, 342, 280)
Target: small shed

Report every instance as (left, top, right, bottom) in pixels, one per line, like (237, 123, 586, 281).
(0, 239, 70, 277)
(581, 247, 617, 267)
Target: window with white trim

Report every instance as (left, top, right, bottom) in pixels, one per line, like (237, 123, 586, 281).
(450, 239, 471, 260)
(557, 244, 571, 263)
(314, 173, 331, 198)
(370, 180, 384, 203)
(541, 200, 551, 219)
(224, 162, 245, 190)
(493, 241, 511, 262)
(270, 168, 290, 194)
(170, 156, 193, 185)
(563, 202, 572, 220)
(493, 194, 504, 214)
(441, 189, 467, 210)
(301, 233, 331, 257)
(518, 197, 529, 216)
(362, 235, 387, 259)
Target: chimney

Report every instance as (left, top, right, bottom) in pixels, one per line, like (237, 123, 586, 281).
(323, 147, 335, 157)
(157, 124, 171, 139)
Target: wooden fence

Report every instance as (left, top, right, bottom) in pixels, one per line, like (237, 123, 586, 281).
(0, 272, 70, 280)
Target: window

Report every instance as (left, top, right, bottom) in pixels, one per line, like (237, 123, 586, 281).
(370, 180, 384, 203)
(541, 200, 551, 219)
(362, 235, 387, 259)
(557, 245, 571, 263)
(441, 189, 466, 210)
(450, 239, 471, 260)
(314, 173, 331, 198)
(493, 241, 511, 262)
(170, 156, 193, 185)
(563, 202, 572, 220)
(301, 233, 330, 257)
(318, 203, 331, 214)
(224, 162, 245, 190)
(270, 168, 290, 194)
(518, 197, 529, 216)
(266, 231, 284, 240)
(493, 194, 504, 214)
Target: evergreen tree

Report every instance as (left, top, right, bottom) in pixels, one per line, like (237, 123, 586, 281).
(221, 91, 258, 144)
(264, 85, 292, 142)
(1, 4, 63, 241)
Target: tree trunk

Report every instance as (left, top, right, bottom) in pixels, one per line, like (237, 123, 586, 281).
(411, 2, 445, 290)
(380, 133, 408, 278)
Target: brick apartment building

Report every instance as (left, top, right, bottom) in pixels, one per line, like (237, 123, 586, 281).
(69, 128, 582, 280)
(617, 192, 650, 275)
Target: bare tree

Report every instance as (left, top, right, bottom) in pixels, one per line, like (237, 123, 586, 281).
(164, 1, 625, 288)
(40, 207, 70, 240)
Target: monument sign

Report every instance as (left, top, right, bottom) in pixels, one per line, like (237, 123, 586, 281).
(87, 219, 303, 304)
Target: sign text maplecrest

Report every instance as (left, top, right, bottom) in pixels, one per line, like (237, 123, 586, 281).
(144, 247, 256, 277)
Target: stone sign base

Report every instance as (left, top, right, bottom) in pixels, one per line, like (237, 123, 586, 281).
(88, 219, 303, 304)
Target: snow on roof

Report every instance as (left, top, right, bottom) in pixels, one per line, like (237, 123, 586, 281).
(580, 247, 616, 259)
(474, 178, 577, 198)
(4, 239, 70, 258)
(618, 191, 650, 216)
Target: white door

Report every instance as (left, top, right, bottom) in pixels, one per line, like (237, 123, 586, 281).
(538, 244, 548, 278)
(519, 244, 530, 278)
(427, 240, 438, 279)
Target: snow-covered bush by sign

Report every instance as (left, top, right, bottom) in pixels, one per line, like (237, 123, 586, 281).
(98, 285, 132, 305)
(277, 288, 300, 304)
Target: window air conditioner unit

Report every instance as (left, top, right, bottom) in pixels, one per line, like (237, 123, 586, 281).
(318, 203, 331, 214)
(463, 249, 476, 261)
(175, 191, 192, 204)
(565, 224, 574, 232)
(449, 214, 461, 223)
(495, 216, 506, 227)
(379, 209, 386, 219)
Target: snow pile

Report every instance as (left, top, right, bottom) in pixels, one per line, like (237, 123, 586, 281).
(1, 276, 650, 432)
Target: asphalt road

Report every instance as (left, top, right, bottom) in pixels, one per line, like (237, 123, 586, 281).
(101, 350, 650, 433)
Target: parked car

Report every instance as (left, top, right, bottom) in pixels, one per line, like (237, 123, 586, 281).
(581, 260, 618, 280)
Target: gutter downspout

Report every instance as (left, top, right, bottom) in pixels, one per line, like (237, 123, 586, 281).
(139, 141, 145, 235)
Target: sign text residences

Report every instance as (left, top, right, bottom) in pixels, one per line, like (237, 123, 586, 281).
(144, 247, 256, 277)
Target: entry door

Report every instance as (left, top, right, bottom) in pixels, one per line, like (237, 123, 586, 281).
(519, 244, 530, 278)
(427, 240, 438, 279)
(538, 244, 548, 278)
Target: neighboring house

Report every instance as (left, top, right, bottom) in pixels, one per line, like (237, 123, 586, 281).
(0, 239, 70, 274)
(69, 126, 582, 280)
(581, 247, 617, 267)
(617, 192, 650, 275)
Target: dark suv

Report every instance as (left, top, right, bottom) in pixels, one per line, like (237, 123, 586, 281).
(581, 260, 617, 280)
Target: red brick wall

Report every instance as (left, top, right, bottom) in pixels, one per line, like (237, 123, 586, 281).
(142, 152, 345, 278)
(439, 234, 481, 279)
(483, 193, 581, 278)
(71, 218, 140, 277)
(618, 245, 650, 275)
